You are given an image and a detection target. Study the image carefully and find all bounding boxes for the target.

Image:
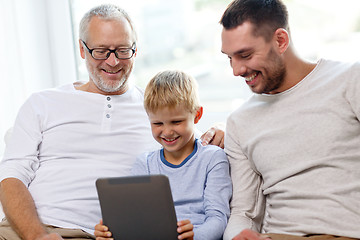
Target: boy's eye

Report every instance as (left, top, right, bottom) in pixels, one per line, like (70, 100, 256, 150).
(152, 122, 163, 126)
(172, 120, 182, 124)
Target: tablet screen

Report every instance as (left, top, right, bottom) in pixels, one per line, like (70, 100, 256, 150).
(96, 175, 179, 240)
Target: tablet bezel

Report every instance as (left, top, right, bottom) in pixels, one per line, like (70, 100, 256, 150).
(96, 175, 179, 240)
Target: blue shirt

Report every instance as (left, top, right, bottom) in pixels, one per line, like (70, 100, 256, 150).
(132, 139, 232, 240)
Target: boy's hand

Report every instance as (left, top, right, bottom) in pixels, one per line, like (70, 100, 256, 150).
(94, 219, 113, 240)
(177, 219, 194, 240)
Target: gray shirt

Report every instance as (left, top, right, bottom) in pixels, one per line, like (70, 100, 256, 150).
(224, 59, 360, 239)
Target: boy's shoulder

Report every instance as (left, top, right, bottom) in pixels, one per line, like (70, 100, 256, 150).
(137, 150, 160, 161)
(196, 140, 227, 163)
(197, 139, 224, 153)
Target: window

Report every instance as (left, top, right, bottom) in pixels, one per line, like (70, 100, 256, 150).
(69, 0, 360, 133)
(1, 0, 359, 157)
(69, 0, 249, 132)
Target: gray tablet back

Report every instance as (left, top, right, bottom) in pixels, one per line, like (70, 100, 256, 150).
(96, 175, 178, 240)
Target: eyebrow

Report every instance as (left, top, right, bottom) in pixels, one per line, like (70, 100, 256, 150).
(222, 47, 253, 56)
(93, 43, 134, 49)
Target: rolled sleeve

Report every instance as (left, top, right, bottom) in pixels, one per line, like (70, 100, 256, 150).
(0, 95, 43, 186)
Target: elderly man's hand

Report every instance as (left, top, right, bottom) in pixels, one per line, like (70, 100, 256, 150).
(36, 233, 63, 240)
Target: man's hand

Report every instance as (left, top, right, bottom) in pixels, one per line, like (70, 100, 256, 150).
(232, 229, 271, 240)
(36, 233, 63, 240)
(200, 123, 225, 148)
(0, 178, 58, 240)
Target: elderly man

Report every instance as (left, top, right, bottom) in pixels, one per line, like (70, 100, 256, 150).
(0, 4, 223, 240)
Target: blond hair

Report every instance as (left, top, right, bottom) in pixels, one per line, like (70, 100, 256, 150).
(144, 70, 201, 114)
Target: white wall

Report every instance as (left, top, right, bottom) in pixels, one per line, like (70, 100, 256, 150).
(0, 0, 77, 218)
(0, 0, 77, 158)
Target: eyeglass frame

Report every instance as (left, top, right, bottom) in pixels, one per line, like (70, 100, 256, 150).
(81, 40, 136, 60)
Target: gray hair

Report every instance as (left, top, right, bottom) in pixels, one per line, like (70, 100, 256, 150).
(79, 4, 137, 42)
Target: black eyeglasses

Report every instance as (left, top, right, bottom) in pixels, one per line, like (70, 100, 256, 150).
(81, 40, 136, 60)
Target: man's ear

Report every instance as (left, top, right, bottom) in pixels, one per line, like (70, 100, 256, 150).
(273, 28, 290, 55)
(194, 107, 203, 124)
(79, 39, 85, 59)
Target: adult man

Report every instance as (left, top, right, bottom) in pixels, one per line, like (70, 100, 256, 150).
(0, 4, 222, 240)
(220, 0, 360, 240)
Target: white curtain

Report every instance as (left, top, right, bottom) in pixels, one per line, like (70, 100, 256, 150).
(0, 0, 77, 158)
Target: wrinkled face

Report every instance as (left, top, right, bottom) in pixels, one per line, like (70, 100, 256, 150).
(147, 106, 201, 163)
(80, 16, 136, 95)
(221, 22, 286, 94)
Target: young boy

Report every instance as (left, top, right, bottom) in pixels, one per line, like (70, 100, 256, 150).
(95, 70, 232, 240)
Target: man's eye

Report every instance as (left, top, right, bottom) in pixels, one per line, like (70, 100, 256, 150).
(117, 49, 131, 55)
(94, 50, 107, 54)
(241, 54, 251, 59)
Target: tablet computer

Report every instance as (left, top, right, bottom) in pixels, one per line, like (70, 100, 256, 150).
(96, 175, 178, 240)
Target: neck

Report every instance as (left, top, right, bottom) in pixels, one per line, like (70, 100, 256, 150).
(282, 46, 317, 90)
(163, 137, 196, 165)
(74, 81, 129, 95)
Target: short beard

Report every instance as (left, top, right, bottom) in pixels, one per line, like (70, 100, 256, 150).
(86, 61, 127, 93)
(262, 49, 286, 94)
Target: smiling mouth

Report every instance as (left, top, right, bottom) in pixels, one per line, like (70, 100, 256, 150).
(162, 136, 180, 143)
(103, 69, 121, 74)
(245, 72, 259, 82)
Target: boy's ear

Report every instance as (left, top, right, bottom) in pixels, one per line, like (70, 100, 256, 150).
(194, 107, 203, 124)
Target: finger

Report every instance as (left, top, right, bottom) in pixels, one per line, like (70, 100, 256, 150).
(209, 131, 223, 146)
(177, 223, 193, 233)
(94, 229, 112, 238)
(177, 219, 191, 226)
(219, 136, 225, 149)
(178, 230, 194, 240)
(96, 237, 114, 240)
(259, 234, 272, 240)
(200, 128, 215, 146)
(94, 224, 108, 231)
(233, 229, 266, 240)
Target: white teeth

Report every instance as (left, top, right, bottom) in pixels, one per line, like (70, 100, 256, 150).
(164, 137, 176, 142)
(245, 72, 258, 82)
(104, 69, 120, 74)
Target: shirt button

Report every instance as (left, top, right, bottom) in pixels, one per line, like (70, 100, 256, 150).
(107, 97, 111, 101)
(106, 114, 110, 118)
(107, 104, 111, 108)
